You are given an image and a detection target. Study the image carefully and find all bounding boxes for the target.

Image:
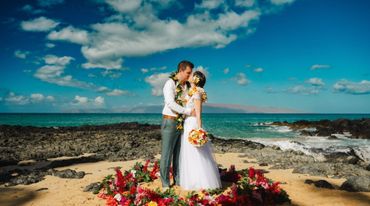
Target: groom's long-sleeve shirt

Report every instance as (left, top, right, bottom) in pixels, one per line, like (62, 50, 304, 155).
(162, 79, 191, 117)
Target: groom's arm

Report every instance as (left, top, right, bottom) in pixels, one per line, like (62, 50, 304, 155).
(163, 80, 191, 115)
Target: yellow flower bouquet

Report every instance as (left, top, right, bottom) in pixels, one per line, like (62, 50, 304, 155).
(188, 128, 208, 147)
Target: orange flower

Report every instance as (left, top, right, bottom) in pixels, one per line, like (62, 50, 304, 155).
(188, 128, 208, 147)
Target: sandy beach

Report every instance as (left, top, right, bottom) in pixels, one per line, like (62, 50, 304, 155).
(1, 153, 370, 206)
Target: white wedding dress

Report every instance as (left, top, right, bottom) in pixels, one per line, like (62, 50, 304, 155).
(179, 89, 222, 190)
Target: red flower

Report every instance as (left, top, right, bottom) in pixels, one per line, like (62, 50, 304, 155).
(248, 167, 255, 179)
(270, 182, 281, 194)
(143, 160, 150, 172)
(121, 199, 131, 206)
(150, 161, 159, 179)
(130, 186, 137, 195)
(106, 195, 118, 206)
(115, 168, 126, 192)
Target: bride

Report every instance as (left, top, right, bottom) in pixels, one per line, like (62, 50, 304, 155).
(179, 71, 222, 190)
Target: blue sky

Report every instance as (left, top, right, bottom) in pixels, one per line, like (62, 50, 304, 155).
(1, 0, 370, 113)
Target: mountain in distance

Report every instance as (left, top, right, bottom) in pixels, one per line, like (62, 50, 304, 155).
(108, 103, 300, 113)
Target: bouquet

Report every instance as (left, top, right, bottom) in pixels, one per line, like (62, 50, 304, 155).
(188, 128, 208, 147)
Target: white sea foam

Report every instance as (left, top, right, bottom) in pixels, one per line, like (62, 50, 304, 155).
(252, 122, 273, 126)
(252, 135, 370, 163)
(268, 125, 293, 133)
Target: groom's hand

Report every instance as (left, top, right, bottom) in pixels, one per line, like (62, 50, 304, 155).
(190, 109, 196, 116)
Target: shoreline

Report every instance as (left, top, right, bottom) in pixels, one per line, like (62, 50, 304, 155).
(1, 120, 370, 205)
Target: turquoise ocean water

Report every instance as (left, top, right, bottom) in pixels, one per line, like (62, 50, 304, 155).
(1, 113, 369, 139)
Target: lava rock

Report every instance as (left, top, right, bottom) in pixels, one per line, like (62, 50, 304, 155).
(305, 179, 334, 189)
(84, 182, 101, 194)
(340, 176, 370, 192)
(52, 169, 85, 179)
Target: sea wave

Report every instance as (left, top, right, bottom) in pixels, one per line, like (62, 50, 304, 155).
(252, 135, 370, 163)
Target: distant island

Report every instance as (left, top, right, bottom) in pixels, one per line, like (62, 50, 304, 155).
(61, 103, 300, 113)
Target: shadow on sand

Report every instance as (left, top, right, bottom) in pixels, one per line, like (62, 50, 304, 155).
(0, 187, 38, 206)
(304, 180, 370, 206)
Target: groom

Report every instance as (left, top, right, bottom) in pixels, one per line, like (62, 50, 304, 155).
(160, 60, 195, 189)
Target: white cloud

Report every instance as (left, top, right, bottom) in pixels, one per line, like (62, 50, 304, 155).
(141, 68, 149, 73)
(74, 95, 89, 105)
(223, 68, 230, 74)
(106, 89, 129, 96)
(35, 65, 91, 88)
(106, 0, 142, 13)
(14, 50, 30, 59)
(33, 54, 130, 96)
(46, 43, 56, 48)
(97, 86, 109, 92)
(235, 0, 255, 7)
(48, 26, 89, 45)
(96, 86, 129, 96)
(270, 0, 295, 5)
(34, 55, 94, 89)
(82, 58, 124, 70)
(196, 0, 224, 10)
(310, 64, 331, 70)
(287, 85, 320, 95)
(333, 79, 370, 95)
(145, 72, 170, 96)
(21, 4, 44, 14)
(265, 86, 279, 94)
(88, 73, 97, 78)
(4, 92, 29, 105)
(305, 77, 325, 87)
(38, 0, 64, 7)
(21, 16, 59, 32)
(235, 72, 250, 85)
(94, 96, 105, 106)
(72, 95, 105, 107)
(254, 67, 264, 73)
(140, 66, 167, 73)
(46, 95, 55, 101)
(30, 93, 45, 102)
(44, 54, 74, 65)
(19, 0, 295, 73)
(81, 8, 260, 69)
(3, 92, 55, 105)
(101, 70, 122, 78)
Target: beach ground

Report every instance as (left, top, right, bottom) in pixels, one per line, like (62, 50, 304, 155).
(1, 153, 369, 206)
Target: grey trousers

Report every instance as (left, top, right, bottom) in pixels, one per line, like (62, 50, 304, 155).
(160, 118, 181, 187)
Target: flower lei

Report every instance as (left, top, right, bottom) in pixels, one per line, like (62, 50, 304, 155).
(169, 72, 190, 130)
(188, 86, 207, 103)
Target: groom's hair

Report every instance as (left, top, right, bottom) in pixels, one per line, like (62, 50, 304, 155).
(177, 60, 194, 72)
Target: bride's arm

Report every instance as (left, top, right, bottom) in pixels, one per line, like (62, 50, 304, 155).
(194, 93, 202, 129)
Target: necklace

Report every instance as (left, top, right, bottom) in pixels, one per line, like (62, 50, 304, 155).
(169, 72, 190, 130)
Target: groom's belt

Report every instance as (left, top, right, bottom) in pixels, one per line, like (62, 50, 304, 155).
(163, 115, 177, 120)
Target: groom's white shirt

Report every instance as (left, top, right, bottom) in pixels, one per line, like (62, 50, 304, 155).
(162, 79, 191, 117)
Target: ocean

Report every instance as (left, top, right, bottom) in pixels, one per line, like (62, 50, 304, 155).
(1, 113, 370, 162)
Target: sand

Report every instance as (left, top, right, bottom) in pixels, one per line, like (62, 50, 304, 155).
(1, 153, 369, 206)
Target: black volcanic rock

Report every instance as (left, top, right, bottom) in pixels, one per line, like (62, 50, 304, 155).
(340, 176, 370, 192)
(272, 118, 370, 139)
(304, 179, 334, 189)
(84, 182, 102, 193)
(52, 169, 85, 179)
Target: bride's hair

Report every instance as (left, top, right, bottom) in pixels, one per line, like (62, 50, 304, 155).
(193, 71, 206, 88)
